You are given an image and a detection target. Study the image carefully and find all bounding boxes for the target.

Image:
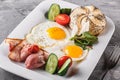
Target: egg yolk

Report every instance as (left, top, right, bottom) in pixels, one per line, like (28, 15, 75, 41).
(64, 45, 83, 58)
(47, 27, 66, 40)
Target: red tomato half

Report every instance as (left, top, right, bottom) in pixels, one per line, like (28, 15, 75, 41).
(55, 14, 70, 26)
(58, 56, 72, 69)
(29, 45, 39, 53)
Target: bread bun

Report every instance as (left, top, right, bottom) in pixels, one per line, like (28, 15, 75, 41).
(70, 6, 106, 36)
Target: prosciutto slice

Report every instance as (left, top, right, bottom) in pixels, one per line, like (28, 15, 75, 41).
(25, 49, 49, 69)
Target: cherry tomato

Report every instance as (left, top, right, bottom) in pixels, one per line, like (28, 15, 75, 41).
(58, 56, 72, 69)
(55, 14, 70, 25)
(29, 45, 39, 53)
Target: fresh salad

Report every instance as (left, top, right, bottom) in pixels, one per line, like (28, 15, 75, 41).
(45, 54, 72, 75)
(45, 3, 71, 25)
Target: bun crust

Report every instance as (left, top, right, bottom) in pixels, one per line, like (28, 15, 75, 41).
(70, 6, 106, 36)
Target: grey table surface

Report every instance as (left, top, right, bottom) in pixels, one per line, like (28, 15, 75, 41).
(0, 0, 120, 80)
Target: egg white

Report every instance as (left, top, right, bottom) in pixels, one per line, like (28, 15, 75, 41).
(26, 21, 71, 48)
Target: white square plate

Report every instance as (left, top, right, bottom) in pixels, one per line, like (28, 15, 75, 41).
(0, 0, 115, 80)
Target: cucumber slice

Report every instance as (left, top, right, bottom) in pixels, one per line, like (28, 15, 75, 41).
(58, 59, 71, 76)
(48, 4, 60, 21)
(61, 8, 71, 15)
(45, 53, 58, 74)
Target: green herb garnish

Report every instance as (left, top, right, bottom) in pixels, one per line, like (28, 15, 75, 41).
(71, 32, 98, 50)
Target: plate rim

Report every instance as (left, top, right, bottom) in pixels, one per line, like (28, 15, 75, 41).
(0, 0, 115, 80)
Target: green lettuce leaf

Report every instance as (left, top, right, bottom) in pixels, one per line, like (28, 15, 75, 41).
(71, 32, 98, 50)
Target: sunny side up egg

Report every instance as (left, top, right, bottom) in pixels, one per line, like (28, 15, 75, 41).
(26, 21, 70, 48)
(45, 41, 88, 61)
(60, 41, 88, 61)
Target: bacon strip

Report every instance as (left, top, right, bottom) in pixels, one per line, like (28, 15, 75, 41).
(8, 40, 27, 62)
(5, 38, 23, 51)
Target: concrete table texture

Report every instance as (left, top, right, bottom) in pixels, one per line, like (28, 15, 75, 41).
(0, 0, 120, 80)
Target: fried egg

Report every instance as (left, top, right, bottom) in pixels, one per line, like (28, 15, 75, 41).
(63, 42, 88, 61)
(26, 21, 70, 48)
(45, 41, 88, 61)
